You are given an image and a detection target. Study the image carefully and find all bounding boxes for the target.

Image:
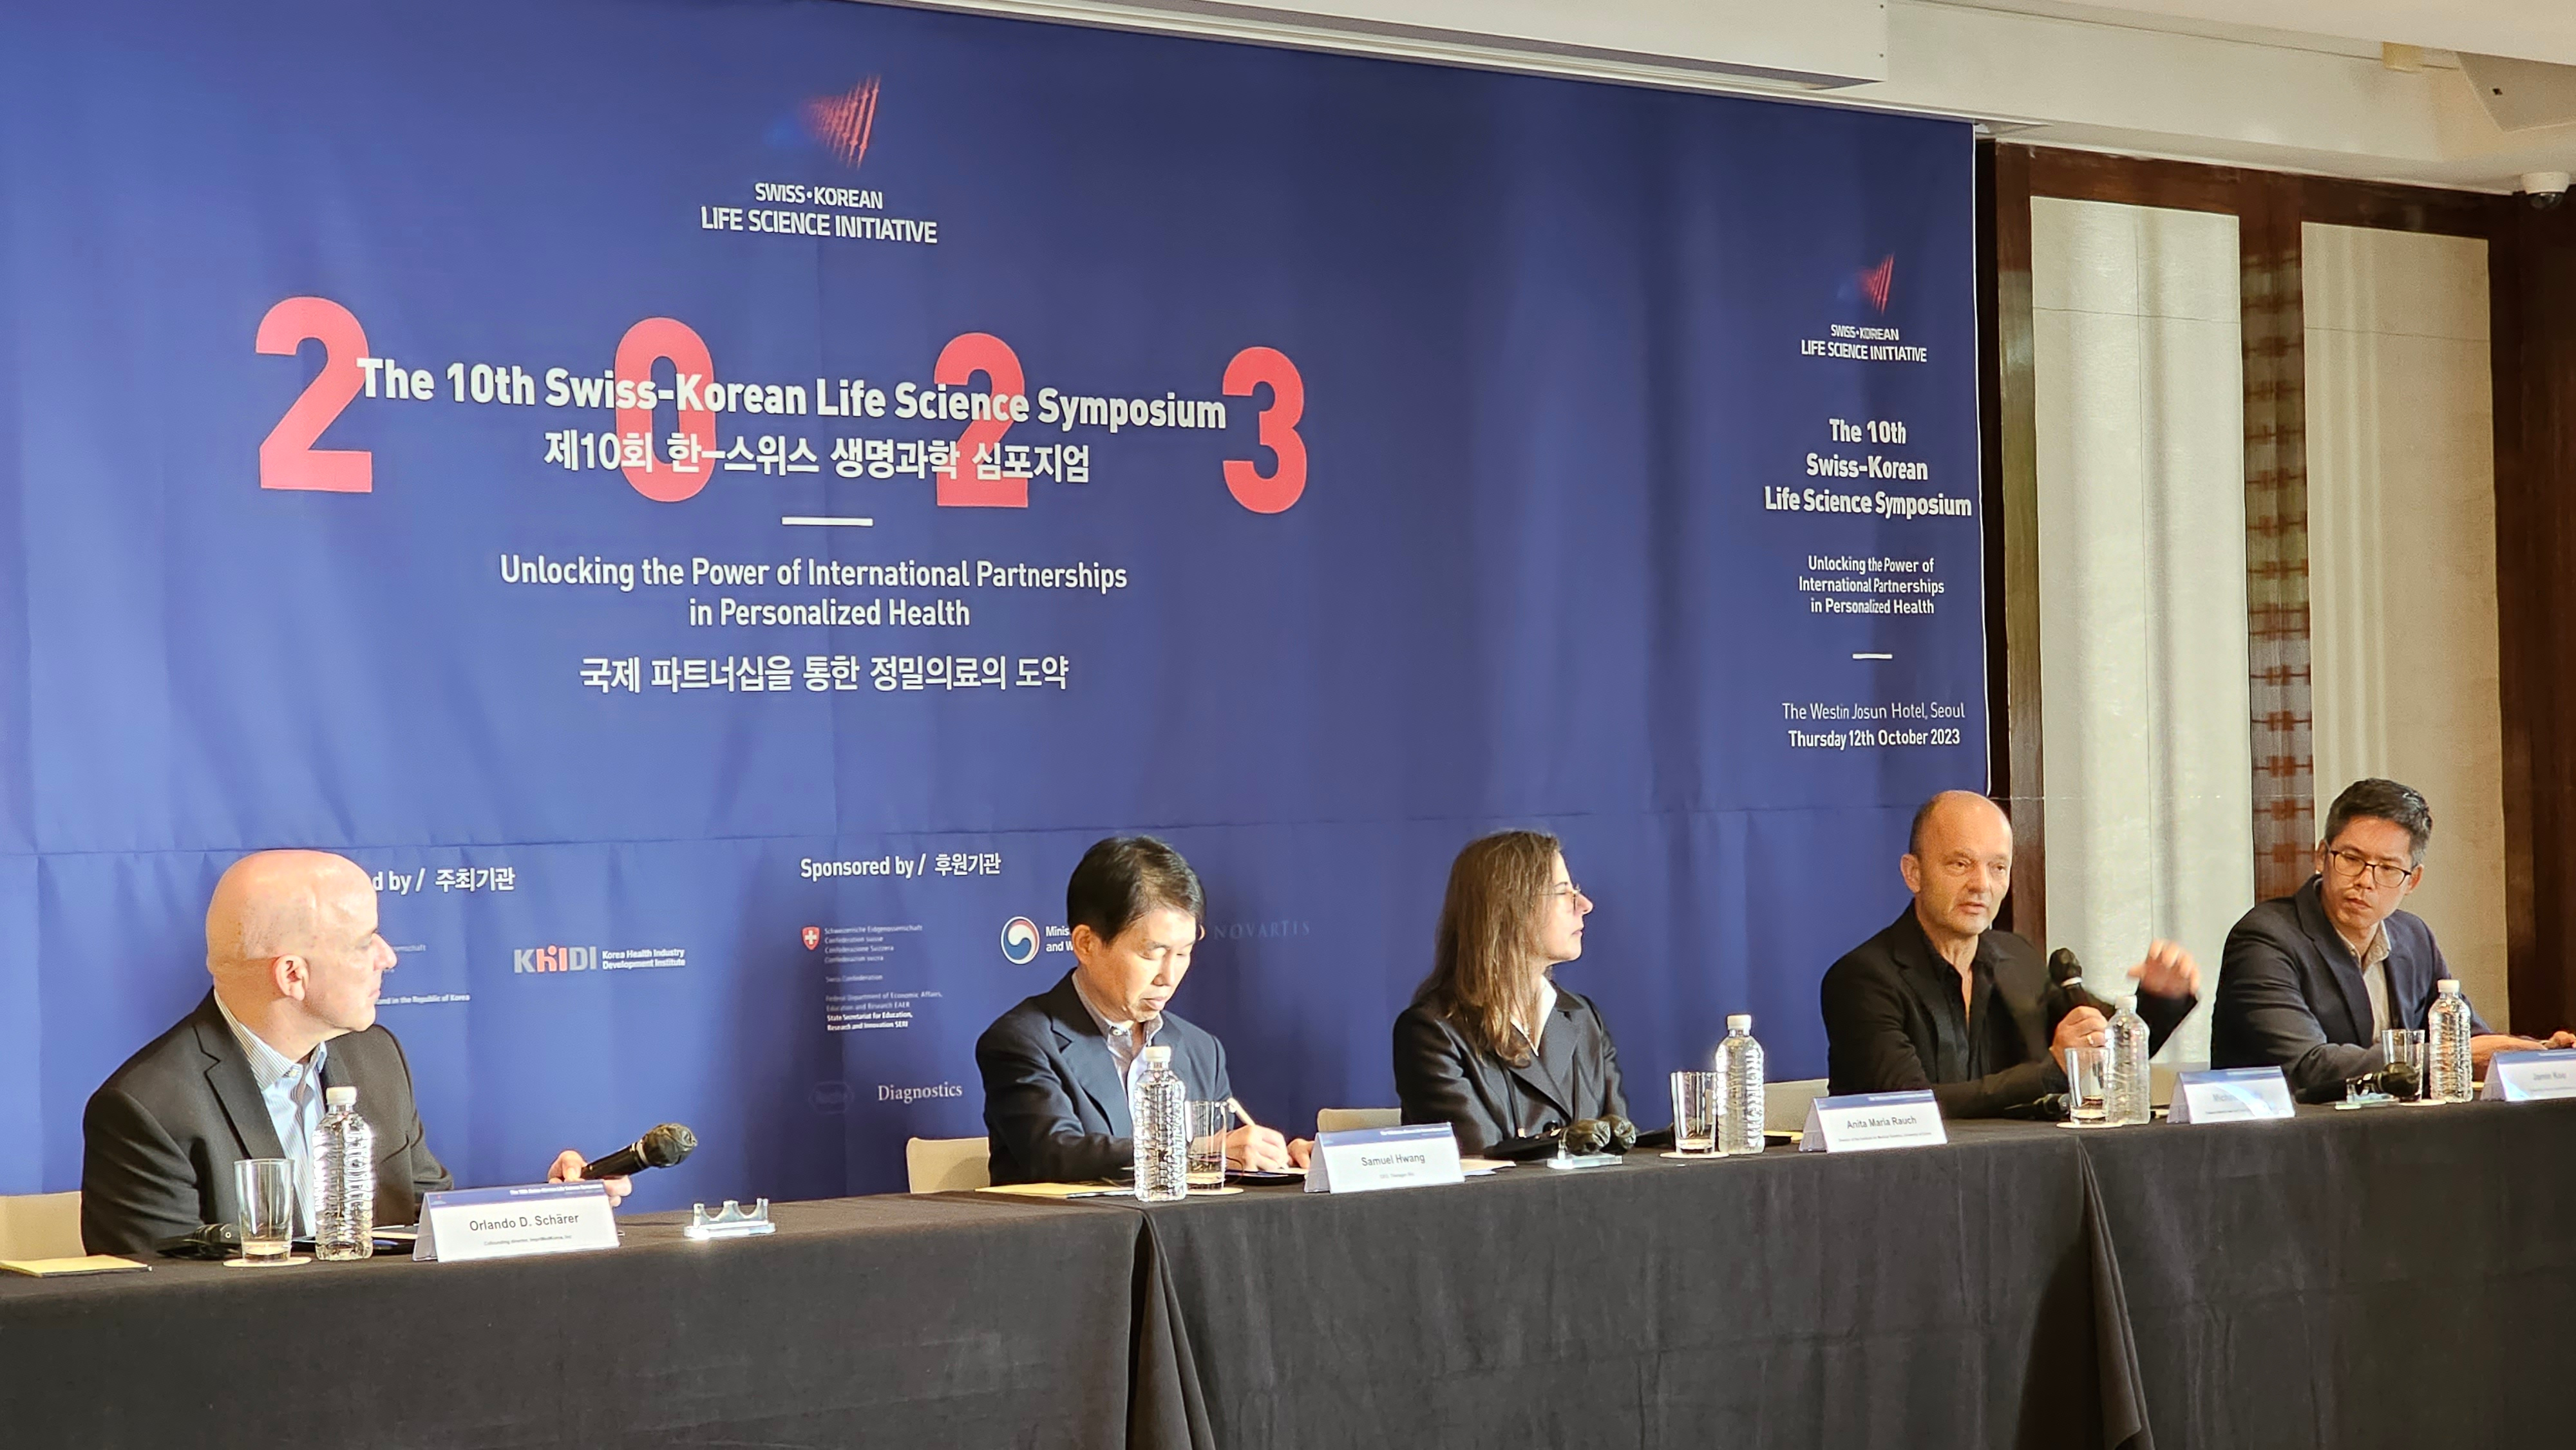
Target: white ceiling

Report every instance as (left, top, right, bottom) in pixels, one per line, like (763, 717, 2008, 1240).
(1949, 1, 2576, 67)
(900, 0, 2576, 191)
(1882, 1, 2576, 190)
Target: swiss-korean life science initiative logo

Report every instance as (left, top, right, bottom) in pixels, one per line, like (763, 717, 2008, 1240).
(1000, 917, 1040, 965)
(1837, 254, 1896, 314)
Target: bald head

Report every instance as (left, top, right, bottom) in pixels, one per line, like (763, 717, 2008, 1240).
(1908, 791, 2011, 858)
(207, 851, 366, 974)
(1901, 791, 2014, 949)
(206, 851, 391, 1053)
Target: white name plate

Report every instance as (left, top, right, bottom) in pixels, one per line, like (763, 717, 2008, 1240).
(414, 1181, 620, 1263)
(1799, 1089, 1946, 1153)
(2170, 1067, 2296, 1124)
(1305, 1123, 1464, 1194)
(2480, 1050, 2576, 1102)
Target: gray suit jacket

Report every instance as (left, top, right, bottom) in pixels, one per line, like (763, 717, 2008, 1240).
(2211, 876, 2488, 1102)
(1392, 987, 1626, 1156)
(974, 972, 1232, 1185)
(81, 992, 453, 1254)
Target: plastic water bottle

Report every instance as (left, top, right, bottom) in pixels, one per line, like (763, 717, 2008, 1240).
(2429, 979, 2475, 1103)
(2106, 995, 2152, 1126)
(1130, 1045, 1188, 1201)
(1715, 1014, 1765, 1156)
(311, 1085, 375, 1261)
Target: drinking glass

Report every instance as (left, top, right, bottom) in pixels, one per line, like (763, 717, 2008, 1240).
(2379, 1028, 2427, 1101)
(1186, 1101, 1231, 1189)
(234, 1158, 297, 1265)
(1669, 1070, 1719, 1154)
(2065, 1047, 2108, 1125)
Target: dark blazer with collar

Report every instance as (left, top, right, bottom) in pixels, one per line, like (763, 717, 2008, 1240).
(975, 971, 1233, 1186)
(80, 991, 453, 1255)
(1821, 907, 2195, 1118)
(1392, 986, 1627, 1156)
(2211, 875, 2488, 1103)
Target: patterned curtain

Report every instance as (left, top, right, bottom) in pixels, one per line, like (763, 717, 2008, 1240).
(2242, 187, 2315, 901)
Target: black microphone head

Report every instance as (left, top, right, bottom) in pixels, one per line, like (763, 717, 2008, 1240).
(639, 1123, 697, 1169)
(2049, 947, 2083, 984)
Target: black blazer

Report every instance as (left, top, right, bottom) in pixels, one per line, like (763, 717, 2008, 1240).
(1393, 986, 1626, 1156)
(975, 971, 1233, 1185)
(81, 992, 453, 1254)
(1821, 907, 2195, 1118)
(2211, 876, 2489, 1103)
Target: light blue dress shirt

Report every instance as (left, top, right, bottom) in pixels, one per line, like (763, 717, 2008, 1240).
(1069, 974, 1166, 1108)
(213, 993, 331, 1234)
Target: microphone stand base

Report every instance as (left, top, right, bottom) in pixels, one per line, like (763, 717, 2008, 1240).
(685, 1198, 778, 1240)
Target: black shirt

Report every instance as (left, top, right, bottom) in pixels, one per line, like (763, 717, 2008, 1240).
(1819, 905, 2197, 1118)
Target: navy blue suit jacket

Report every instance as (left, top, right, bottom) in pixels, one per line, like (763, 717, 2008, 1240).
(2211, 876, 2488, 1102)
(974, 971, 1232, 1185)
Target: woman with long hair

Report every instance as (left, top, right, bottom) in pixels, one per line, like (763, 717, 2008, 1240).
(1393, 829, 1625, 1153)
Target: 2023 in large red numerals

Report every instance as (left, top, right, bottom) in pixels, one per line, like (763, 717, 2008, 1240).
(936, 332, 1028, 508)
(254, 297, 372, 492)
(1222, 346, 1305, 513)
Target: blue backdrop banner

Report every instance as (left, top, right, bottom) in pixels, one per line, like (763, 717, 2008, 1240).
(0, 0, 1985, 1203)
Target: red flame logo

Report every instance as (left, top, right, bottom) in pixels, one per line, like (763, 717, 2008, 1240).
(1857, 254, 1894, 314)
(803, 78, 881, 168)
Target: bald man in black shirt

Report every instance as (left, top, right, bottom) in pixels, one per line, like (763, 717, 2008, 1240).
(1820, 791, 2201, 1117)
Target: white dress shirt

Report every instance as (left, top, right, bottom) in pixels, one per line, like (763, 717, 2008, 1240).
(2340, 923, 2394, 1038)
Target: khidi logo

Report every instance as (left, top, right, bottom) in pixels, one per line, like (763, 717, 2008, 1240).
(513, 945, 597, 974)
(1000, 916, 1041, 966)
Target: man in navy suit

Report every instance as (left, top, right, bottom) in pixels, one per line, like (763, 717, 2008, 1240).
(2212, 778, 2572, 1102)
(976, 836, 1310, 1184)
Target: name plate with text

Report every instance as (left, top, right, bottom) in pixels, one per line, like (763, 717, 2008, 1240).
(414, 1181, 620, 1263)
(2480, 1050, 2576, 1102)
(2169, 1067, 2296, 1124)
(1799, 1090, 1946, 1153)
(1305, 1124, 1464, 1194)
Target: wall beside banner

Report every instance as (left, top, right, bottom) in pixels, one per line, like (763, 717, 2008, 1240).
(0, 0, 1984, 1201)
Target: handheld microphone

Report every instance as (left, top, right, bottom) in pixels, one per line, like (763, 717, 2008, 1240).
(582, 1122, 697, 1179)
(2049, 948, 2116, 1016)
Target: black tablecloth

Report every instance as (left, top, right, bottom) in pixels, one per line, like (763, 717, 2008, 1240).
(8, 1103, 2572, 1450)
(0, 1195, 1149, 1449)
(2081, 1098, 2576, 1450)
(1130, 1122, 2143, 1450)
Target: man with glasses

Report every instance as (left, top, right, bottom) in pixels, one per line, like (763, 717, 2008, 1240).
(2211, 777, 2573, 1101)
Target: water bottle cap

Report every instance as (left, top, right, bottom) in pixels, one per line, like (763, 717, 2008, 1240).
(325, 1086, 357, 1108)
(1726, 1013, 1752, 1031)
(1141, 1044, 1173, 1065)
(2438, 978, 2462, 995)
(2117, 995, 2137, 1012)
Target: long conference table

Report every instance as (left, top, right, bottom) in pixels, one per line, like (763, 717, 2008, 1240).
(5, 1100, 2573, 1449)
